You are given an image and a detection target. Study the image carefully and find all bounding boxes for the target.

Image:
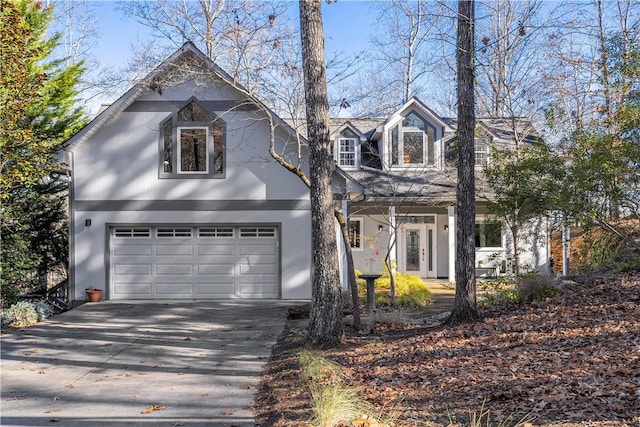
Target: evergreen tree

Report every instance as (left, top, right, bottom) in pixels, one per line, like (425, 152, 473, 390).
(1, 0, 86, 305)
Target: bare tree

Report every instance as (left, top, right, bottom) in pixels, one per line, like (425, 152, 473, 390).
(475, 0, 554, 118)
(299, 0, 343, 347)
(345, 0, 446, 116)
(448, 0, 481, 325)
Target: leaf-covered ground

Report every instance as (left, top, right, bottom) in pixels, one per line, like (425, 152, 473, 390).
(253, 273, 640, 426)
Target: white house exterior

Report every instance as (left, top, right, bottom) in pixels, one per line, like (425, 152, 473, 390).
(66, 43, 312, 303)
(326, 99, 551, 284)
(66, 43, 550, 304)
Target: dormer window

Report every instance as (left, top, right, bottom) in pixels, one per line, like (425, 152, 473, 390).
(474, 137, 489, 166)
(334, 128, 361, 169)
(160, 99, 225, 178)
(338, 138, 357, 167)
(390, 111, 437, 167)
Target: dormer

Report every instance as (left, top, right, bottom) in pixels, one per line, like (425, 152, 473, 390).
(331, 122, 367, 170)
(474, 123, 494, 167)
(381, 97, 451, 170)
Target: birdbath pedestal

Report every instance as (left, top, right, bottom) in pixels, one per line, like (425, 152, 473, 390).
(358, 273, 382, 312)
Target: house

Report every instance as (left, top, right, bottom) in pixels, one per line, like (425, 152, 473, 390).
(327, 101, 550, 284)
(66, 42, 312, 303)
(65, 42, 549, 304)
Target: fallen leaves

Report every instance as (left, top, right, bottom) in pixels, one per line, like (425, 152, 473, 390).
(141, 404, 165, 414)
(255, 273, 640, 426)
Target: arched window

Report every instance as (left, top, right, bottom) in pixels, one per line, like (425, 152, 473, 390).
(160, 99, 225, 177)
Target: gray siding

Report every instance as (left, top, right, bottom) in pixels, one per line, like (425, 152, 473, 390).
(70, 78, 312, 302)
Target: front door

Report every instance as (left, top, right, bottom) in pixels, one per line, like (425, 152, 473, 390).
(400, 224, 437, 278)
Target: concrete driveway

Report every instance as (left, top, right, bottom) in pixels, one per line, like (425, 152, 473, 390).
(1, 300, 295, 426)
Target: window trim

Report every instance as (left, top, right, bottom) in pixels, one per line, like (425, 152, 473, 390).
(337, 137, 358, 168)
(389, 110, 438, 168)
(159, 99, 226, 179)
(474, 137, 489, 167)
(348, 217, 363, 251)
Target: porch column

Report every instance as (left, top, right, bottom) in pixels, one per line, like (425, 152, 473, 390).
(388, 205, 397, 272)
(448, 205, 455, 282)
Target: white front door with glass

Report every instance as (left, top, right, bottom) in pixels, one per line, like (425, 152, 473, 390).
(398, 216, 437, 278)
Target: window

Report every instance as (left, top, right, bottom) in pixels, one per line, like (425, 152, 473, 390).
(338, 138, 357, 167)
(348, 217, 362, 250)
(156, 227, 192, 238)
(178, 127, 208, 173)
(198, 227, 234, 238)
(240, 227, 276, 238)
(475, 138, 489, 166)
(390, 111, 437, 167)
(160, 99, 225, 178)
(475, 221, 502, 248)
(398, 215, 435, 224)
(114, 228, 151, 238)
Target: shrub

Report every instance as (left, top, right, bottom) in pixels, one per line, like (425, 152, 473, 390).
(33, 300, 54, 321)
(478, 277, 520, 307)
(3, 301, 39, 328)
(480, 273, 561, 307)
(357, 272, 432, 307)
(1, 283, 21, 309)
(516, 272, 561, 302)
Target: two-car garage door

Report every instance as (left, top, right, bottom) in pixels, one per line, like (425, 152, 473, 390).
(109, 225, 279, 299)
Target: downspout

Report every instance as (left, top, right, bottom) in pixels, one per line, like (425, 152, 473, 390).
(65, 150, 76, 306)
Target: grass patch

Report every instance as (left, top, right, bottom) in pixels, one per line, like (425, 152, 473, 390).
(356, 271, 432, 308)
(298, 350, 393, 427)
(298, 349, 344, 385)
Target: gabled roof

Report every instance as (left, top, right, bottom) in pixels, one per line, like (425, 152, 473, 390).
(442, 117, 540, 145)
(329, 121, 368, 142)
(382, 96, 453, 131)
(66, 42, 300, 150)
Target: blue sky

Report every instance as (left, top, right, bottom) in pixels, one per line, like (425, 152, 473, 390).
(59, 0, 379, 114)
(90, 1, 376, 72)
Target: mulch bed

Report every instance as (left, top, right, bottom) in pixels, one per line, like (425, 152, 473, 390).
(253, 273, 640, 426)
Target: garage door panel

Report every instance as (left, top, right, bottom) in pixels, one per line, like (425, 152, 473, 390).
(111, 225, 278, 299)
(155, 244, 193, 256)
(238, 282, 277, 297)
(198, 244, 235, 256)
(239, 263, 277, 275)
(114, 264, 152, 275)
(155, 264, 193, 275)
(113, 282, 152, 295)
(197, 263, 235, 275)
(197, 283, 235, 295)
(239, 243, 277, 255)
(156, 283, 194, 294)
(113, 244, 152, 256)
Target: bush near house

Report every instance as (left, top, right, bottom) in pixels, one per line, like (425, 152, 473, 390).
(356, 270, 433, 307)
(0, 300, 54, 329)
(478, 272, 560, 307)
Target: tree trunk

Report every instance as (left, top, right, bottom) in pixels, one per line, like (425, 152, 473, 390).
(448, 0, 481, 325)
(299, 0, 343, 347)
